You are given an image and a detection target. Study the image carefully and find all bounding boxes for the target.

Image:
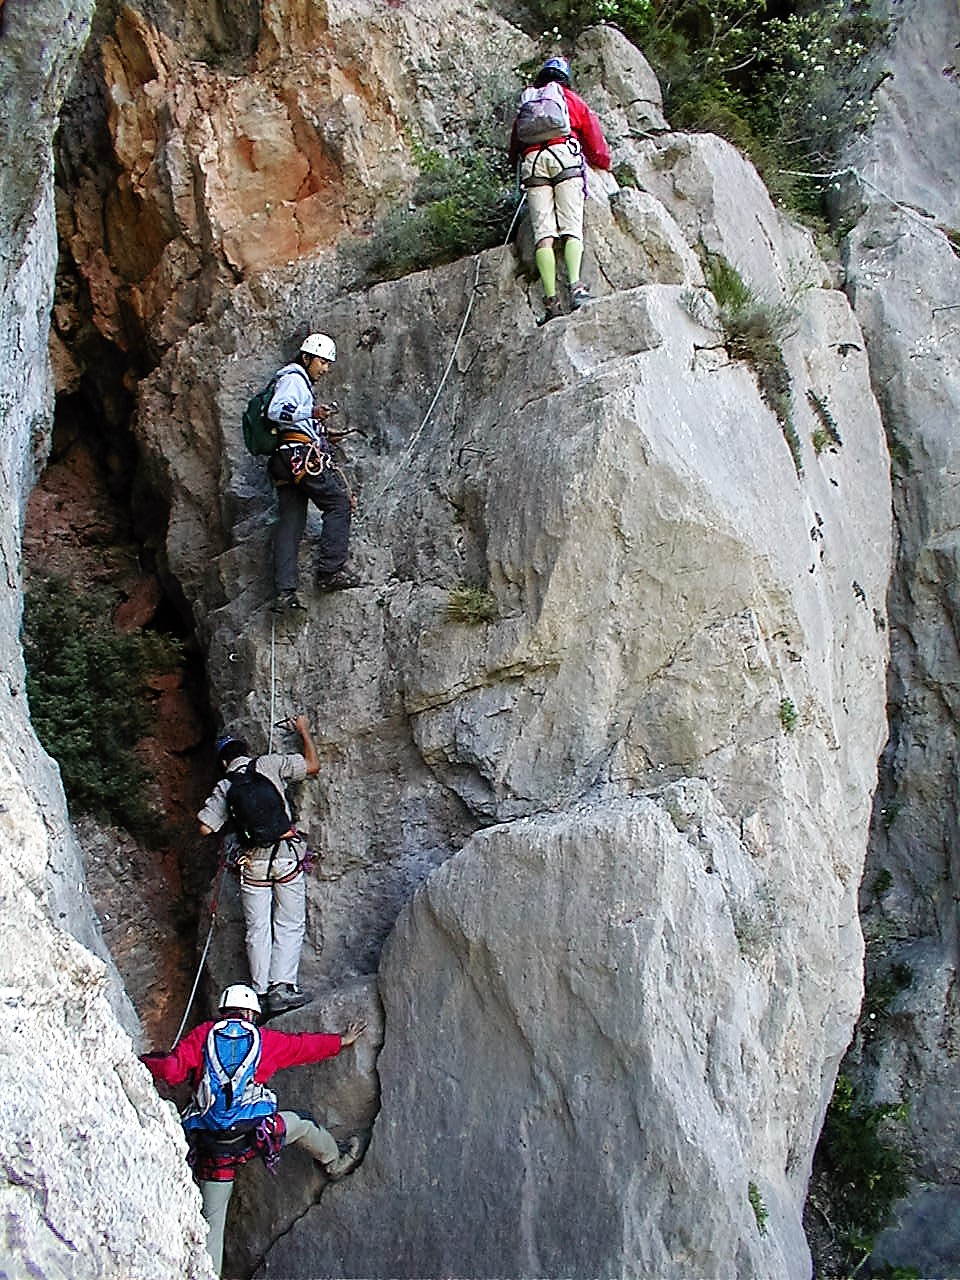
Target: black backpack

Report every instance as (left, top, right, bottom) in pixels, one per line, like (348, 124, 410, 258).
(226, 760, 292, 847)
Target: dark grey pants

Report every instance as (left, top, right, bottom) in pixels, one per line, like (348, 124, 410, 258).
(269, 455, 352, 591)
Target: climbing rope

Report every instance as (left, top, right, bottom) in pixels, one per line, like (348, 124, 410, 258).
(268, 615, 277, 754)
(362, 194, 528, 511)
(169, 853, 231, 1050)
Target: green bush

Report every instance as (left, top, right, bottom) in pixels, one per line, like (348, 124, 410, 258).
(22, 576, 179, 837)
(817, 1072, 910, 1257)
(350, 87, 519, 285)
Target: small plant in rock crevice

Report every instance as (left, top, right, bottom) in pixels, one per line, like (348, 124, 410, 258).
(446, 582, 498, 625)
(808, 389, 844, 457)
(696, 253, 804, 475)
(778, 696, 798, 732)
(748, 1180, 769, 1236)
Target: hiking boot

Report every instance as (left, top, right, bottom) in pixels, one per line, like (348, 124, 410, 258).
(265, 983, 314, 1015)
(317, 568, 363, 592)
(540, 295, 563, 325)
(271, 590, 306, 613)
(323, 1137, 361, 1181)
(569, 282, 593, 309)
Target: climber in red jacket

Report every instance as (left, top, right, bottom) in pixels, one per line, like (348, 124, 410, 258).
(509, 55, 611, 322)
(141, 983, 366, 1276)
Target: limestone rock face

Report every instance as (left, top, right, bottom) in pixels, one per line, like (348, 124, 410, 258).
(4, 5, 902, 1278)
(128, 30, 891, 1267)
(0, 3, 213, 1276)
(58, 0, 535, 357)
(261, 793, 861, 1279)
(836, 0, 960, 1269)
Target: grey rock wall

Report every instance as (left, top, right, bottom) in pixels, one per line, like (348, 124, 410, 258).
(836, 0, 960, 1271)
(0, 2, 214, 1275)
(132, 31, 891, 1273)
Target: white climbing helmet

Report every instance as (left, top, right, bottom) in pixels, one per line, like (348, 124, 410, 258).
(219, 984, 261, 1015)
(300, 332, 337, 362)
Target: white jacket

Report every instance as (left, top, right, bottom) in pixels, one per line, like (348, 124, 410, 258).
(267, 362, 315, 429)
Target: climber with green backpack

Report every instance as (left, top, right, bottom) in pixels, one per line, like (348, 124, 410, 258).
(243, 331, 362, 612)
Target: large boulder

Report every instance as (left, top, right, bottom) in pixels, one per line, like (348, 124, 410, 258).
(136, 108, 890, 1270)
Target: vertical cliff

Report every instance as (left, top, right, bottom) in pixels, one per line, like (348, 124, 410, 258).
(832, 0, 960, 1272)
(0, 3, 213, 1275)
(83, 13, 890, 1273)
(10, 0, 949, 1276)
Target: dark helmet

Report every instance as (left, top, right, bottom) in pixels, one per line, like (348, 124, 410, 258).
(215, 734, 248, 766)
(534, 56, 571, 87)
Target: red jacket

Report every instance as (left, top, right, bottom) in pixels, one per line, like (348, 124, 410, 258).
(141, 1021, 342, 1087)
(509, 85, 611, 171)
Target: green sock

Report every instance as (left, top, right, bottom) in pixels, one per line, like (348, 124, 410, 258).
(564, 237, 583, 286)
(535, 246, 557, 298)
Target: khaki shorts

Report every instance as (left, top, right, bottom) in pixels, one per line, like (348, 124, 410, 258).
(520, 139, 585, 243)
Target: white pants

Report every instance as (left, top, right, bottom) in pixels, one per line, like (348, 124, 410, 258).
(239, 854, 305, 993)
(521, 138, 585, 243)
(199, 1111, 338, 1275)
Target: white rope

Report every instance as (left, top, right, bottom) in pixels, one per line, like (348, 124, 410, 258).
(778, 164, 949, 238)
(419, 253, 483, 436)
(362, 195, 528, 512)
(268, 615, 277, 754)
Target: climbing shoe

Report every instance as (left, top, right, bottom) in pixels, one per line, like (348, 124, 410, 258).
(323, 1137, 361, 1181)
(540, 295, 563, 325)
(271, 590, 306, 613)
(265, 983, 314, 1016)
(317, 568, 363, 592)
(569, 282, 593, 309)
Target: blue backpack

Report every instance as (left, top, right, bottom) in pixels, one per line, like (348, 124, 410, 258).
(182, 1019, 278, 1133)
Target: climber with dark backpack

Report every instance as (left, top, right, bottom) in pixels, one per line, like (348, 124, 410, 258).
(198, 717, 321, 1018)
(509, 56, 611, 323)
(141, 983, 366, 1277)
(241, 377, 284, 456)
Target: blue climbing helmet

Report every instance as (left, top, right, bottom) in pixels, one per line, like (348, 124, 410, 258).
(535, 56, 571, 87)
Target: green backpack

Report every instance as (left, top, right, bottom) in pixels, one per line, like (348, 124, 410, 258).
(241, 379, 279, 456)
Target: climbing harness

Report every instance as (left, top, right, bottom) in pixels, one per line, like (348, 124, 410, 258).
(238, 833, 305, 887)
(520, 136, 587, 198)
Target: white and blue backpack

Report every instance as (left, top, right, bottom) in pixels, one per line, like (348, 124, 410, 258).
(182, 1018, 278, 1133)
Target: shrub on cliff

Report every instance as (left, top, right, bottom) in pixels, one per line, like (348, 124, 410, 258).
(21, 575, 179, 836)
(523, 0, 887, 219)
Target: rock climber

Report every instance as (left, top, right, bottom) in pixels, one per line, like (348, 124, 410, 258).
(198, 716, 318, 1017)
(266, 331, 361, 611)
(141, 983, 366, 1277)
(509, 55, 611, 322)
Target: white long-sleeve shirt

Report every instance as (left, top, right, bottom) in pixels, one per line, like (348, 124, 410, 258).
(266, 363, 316, 429)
